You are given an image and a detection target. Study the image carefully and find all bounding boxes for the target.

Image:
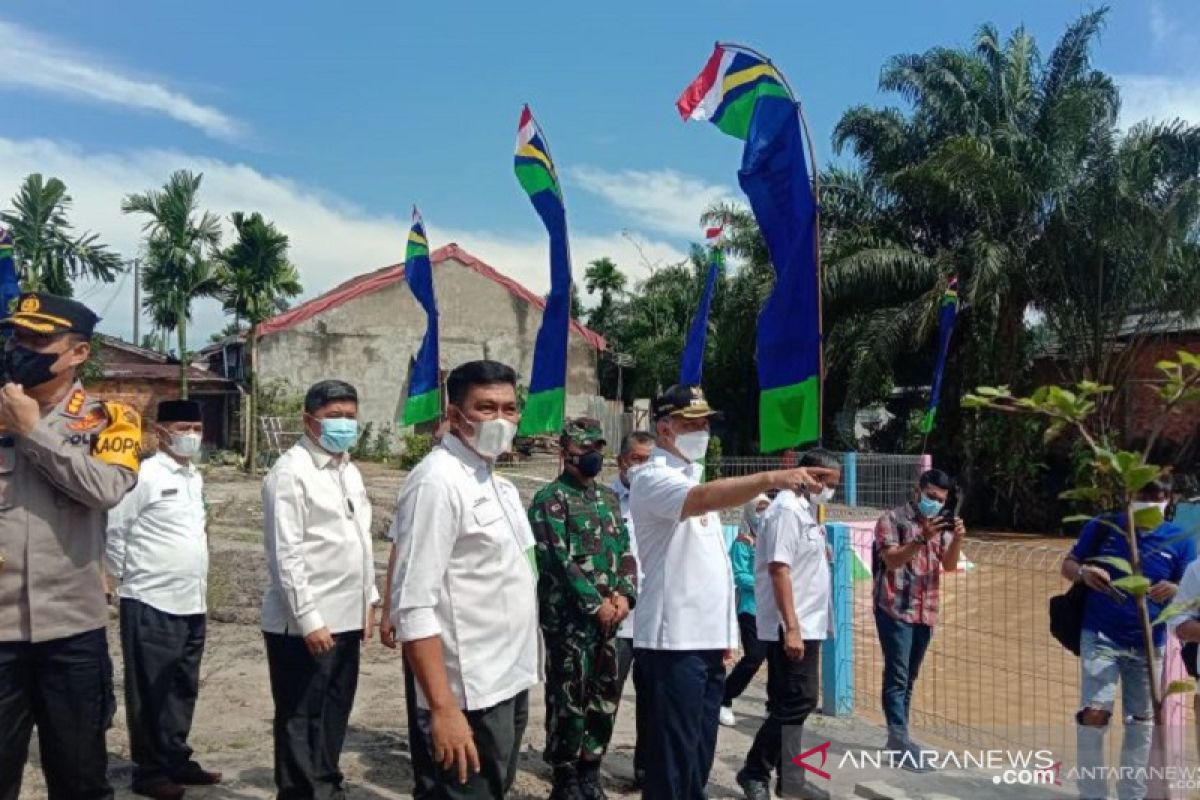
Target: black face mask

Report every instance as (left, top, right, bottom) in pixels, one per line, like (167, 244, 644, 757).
(570, 450, 605, 479)
(2, 344, 60, 388)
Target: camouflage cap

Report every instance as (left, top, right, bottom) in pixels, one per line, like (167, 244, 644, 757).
(560, 417, 605, 447)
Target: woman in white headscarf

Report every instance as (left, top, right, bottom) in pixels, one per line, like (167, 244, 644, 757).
(720, 494, 772, 727)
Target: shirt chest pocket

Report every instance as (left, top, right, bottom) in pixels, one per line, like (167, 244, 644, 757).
(466, 498, 511, 552)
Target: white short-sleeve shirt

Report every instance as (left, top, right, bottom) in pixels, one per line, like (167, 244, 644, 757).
(629, 448, 737, 651)
(755, 490, 832, 642)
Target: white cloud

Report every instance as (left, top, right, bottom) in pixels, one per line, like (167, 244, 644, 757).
(0, 137, 687, 342)
(568, 166, 736, 238)
(0, 20, 242, 141)
(1116, 74, 1200, 128)
(1149, 1, 1176, 47)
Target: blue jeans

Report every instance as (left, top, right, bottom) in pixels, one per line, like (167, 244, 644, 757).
(1076, 628, 1160, 800)
(874, 608, 932, 745)
(634, 649, 725, 800)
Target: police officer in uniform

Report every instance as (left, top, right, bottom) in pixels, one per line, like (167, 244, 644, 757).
(0, 293, 142, 800)
(528, 418, 638, 800)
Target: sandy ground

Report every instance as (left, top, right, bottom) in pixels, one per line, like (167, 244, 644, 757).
(17, 462, 1079, 799)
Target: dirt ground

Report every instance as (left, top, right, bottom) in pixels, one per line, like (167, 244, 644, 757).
(17, 461, 1088, 798)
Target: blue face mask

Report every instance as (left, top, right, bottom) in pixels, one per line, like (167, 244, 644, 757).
(917, 494, 944, 518)
(319, 418, 359, 454)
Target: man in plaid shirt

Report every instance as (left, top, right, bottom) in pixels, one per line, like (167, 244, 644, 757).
(872, 469, 966, 769)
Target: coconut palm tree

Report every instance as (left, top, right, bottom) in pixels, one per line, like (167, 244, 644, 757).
(122, 170, 222, 398)
(1, 174, 122, 296)
(583, 256, 627, 331)
(216, 211, 302, 470)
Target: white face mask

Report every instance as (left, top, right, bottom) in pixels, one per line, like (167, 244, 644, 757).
(467, 418, 517, 460)
(815, 486, 836, 504)
(673, 430, 710, 462)
(169, 432, 202, 459)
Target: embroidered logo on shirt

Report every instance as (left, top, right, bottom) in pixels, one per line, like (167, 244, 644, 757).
(161, 488, 179, 498)
(66, 408, 107, 432)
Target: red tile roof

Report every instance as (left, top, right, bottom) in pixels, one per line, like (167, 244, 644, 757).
(257, 244, 606, 350)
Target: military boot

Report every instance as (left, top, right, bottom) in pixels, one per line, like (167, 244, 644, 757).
(550, 765, 586, 800)
(576, 760, 607, 800)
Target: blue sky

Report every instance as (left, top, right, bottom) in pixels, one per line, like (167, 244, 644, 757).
(1, 0, 1197, 342)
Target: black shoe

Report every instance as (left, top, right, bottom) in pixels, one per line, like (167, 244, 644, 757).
(549, 767, 586, 800)
(131, 779, 185, 800)
(577, 766, 608, 800)
(173, 763, 222, 786)
(899, 743, 935, 774)
(736, 768, 771, 800)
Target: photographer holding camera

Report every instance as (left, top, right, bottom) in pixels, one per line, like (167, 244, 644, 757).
(871, 469, 966, 770)
(0, 293, 142, 799)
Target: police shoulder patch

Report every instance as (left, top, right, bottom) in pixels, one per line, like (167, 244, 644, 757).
(64, 389, 87, 418)
(91, 401, 142, 472)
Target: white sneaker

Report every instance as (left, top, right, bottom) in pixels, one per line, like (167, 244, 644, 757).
(719, 706, 737, 727)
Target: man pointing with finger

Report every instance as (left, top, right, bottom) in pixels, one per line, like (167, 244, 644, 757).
(631, 385, 838, 800)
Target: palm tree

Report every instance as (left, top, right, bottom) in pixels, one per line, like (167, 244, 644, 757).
(216, 211, 302, 470)
(122, 171, 223, 398)
(583, 257, 627, 331)
(1, 174, 122, 296)
(827, 9, 1118, 387)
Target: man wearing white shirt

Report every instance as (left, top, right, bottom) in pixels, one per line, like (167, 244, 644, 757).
(390, 360, 540, 799)
(737, 450, 841, 800)
(106, 400, 220, 799)
(261, 380, 379, 799)
(612, 431, 655, 790)
(630, 385, 835, 800)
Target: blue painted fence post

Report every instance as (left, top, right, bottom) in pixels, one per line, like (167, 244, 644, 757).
(822, 521, 855, 716)
(843, 451, 858, 507)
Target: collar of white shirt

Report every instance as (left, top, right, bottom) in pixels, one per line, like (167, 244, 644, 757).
(441, 432, 491, 474)
(300, 434, 348, 471)
(153, 450, 196, 476)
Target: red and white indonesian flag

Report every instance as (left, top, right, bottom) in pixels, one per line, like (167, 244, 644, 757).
(676, 45, 736, 122)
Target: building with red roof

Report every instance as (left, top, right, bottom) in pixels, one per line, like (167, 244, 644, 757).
(253, 243, 606, 435)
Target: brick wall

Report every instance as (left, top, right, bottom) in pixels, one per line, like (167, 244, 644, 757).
(1120, 337, 1200, 452)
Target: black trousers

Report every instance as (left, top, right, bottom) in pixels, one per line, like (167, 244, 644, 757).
(404, 655, 437, 800)
(434, 690, 529, 800)
(615, 637, 648, 777)
(634, 649, 725, 800)
(120, 599, 206, 785)
(265, 630, 362, 800)
(743, 637, 822, 789)
(0, 627, 115, 800)
(723, 612, 767, 706)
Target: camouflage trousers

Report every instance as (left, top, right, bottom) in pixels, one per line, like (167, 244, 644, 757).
(542, 630, 621, 767)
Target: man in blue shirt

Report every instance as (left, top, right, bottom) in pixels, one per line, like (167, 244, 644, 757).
(1061, 476, 1195, 800)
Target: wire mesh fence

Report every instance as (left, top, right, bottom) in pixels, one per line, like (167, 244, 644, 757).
(835, 527, 1199, 788)
(722, 452, 926, 513)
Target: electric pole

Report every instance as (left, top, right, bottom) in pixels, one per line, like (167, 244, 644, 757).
(131, 259, 141, 345)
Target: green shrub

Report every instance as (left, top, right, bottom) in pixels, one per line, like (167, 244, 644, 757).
(704, 434, 723, 480)
(398, 433, 435, 471)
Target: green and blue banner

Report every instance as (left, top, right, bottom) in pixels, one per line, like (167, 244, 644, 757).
(514, 105, 571, 436)
(0, 227, 18, 320)
(920, 278, 959, 434)
(401, 208, 440, 425)
(679, 223, 724, 386)
(678, 45, 821, 451)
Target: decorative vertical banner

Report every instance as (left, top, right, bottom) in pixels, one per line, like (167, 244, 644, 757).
(401, 208, 441, 425)
(514, 105, 571, 436)
(677, 44, 822, 452)
(920, 278, 959, 434)
(679, 222, 724, 386)
(0, 227, 18, 321)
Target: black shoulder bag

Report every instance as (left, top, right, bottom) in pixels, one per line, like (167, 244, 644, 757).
(1049, 530, 1111, 657)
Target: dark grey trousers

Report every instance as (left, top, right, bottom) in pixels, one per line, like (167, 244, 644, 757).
(120, 599, 206, 786)
(434, 690, 529, 800)
(265, 630, 361, 800)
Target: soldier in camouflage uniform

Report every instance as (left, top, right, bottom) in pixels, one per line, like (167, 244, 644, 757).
(528, 418, 637, 800)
